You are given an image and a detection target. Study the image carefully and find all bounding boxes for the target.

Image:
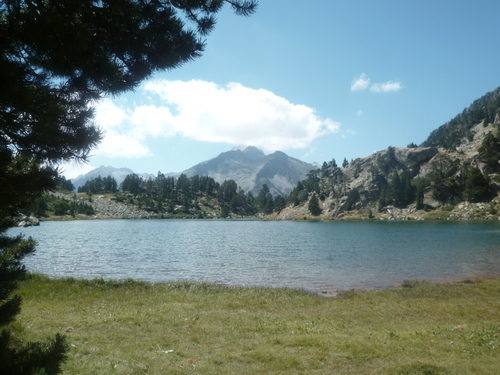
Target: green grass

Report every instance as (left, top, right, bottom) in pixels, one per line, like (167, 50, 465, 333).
(12, 275, 500, 374)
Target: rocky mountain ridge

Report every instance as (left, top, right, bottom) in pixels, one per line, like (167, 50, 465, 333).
(183, 146, 316, 196)
(278, 87, 500, 220)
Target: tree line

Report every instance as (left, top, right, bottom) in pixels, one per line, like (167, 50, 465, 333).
(75, 173, 287, 217)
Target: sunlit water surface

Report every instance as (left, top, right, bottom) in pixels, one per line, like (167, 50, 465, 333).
(9, 219, 500, 292)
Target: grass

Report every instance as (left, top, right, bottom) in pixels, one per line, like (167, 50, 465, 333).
(12, 275, 500, 374)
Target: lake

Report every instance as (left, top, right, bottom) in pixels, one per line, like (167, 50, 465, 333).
(8, 219, 500, 292)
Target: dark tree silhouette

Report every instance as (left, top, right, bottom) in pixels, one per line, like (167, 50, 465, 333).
(0, 1, 257, 373)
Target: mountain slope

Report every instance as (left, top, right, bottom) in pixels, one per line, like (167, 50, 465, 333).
(183, 146, 315, 196)
(422, 86, 500, 150)
(279, 86, 500, 220)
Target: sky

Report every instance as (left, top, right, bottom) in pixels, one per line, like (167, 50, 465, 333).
(62, 0, 500, 179)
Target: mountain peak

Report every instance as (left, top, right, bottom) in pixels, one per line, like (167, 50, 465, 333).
(231, 145, 250, 152)
(231, 145, 264, 154)
(242, 145, 265, 158)
(184, 146, 314, 196)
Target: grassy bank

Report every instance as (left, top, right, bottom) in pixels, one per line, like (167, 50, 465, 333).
(12, 275, 500, 374)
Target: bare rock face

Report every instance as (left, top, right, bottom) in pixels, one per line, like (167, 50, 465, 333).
(393, 147, 439, 163)
(16, 215, 40, 227)
(456, 123, 496, 156)
(88, 195, 153, 219)
(49, 192, 153, 219)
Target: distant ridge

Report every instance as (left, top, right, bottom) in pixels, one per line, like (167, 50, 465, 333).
(183, 146, 315, 196)
(70, 166, 154, 191)
(68, 147, 316, 196)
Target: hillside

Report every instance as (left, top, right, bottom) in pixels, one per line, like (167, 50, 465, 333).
(422, 86, 500, 150)
(279, 87, 500, 220)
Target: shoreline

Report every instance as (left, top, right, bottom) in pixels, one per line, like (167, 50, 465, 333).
(28, 214, 500, 223)
(26, 272, 500, 299)
(318, 275, 499, 298)
(31, 191, 500, 222)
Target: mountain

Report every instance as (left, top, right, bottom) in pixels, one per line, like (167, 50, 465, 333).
(71, 166, 154, 191)
(279, 86, 500, 220)
(422, 86, 500, 150)
(183, 146, 316, 196)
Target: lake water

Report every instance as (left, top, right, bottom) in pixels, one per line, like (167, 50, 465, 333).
(8, 219, 500, 292)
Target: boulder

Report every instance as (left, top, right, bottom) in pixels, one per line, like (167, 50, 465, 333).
(16, 215, 40, 227)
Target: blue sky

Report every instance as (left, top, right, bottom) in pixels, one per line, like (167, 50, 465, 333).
(62, 0, 500, 178)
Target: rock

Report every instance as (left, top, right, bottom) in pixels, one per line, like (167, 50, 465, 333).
(15, 215, 40, 227)
(30, 216, 39, 226)
(394, 147, 438, 163)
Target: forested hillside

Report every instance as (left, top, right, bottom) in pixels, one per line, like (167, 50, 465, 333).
(422, 86, 500, 149)
(26, 172, 285, 220)
(280, 87, 500, 220)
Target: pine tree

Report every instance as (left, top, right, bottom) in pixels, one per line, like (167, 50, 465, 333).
(1, 1, 257, 372)
(415, 183, 425, 210)
(273, 195, 286, 213)
(308, 193, 322, 216)
(478, 132, 500, 169)
(321, 161, 330, 177)
(264, 198, 275, 215)
(0, 234, 69, 374)
(257, 184, 271, 212)
(378, 186, 388, 212)
(463, 165, 491, 202)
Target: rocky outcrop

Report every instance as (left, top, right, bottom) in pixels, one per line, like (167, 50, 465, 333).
(15, 215, 40, 227)
(50, 192, 154, 219)
(88, 195, 154, 219)
(394, 147, 439, 164)
(276, 140, 500, 221)
(456, 123, 497, 157)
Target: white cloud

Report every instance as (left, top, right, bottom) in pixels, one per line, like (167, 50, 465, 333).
(94, 98, 128, 130)
(93, 79, 341, 154)
(93, 99, 152, 158)
(351, 73, 371, 91)
(370, 81, 403, 93)
(97, 130, 153, 158)
(351, 74, 402, 93)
